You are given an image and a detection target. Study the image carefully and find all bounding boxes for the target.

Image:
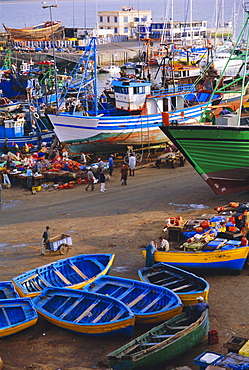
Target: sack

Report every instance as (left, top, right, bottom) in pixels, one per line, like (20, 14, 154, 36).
(93, 177, 98, 184)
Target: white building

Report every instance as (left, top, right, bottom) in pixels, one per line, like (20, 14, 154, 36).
(98, 6, 152, 38)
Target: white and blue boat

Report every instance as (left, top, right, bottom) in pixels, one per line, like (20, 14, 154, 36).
(47, 37, 223, 154)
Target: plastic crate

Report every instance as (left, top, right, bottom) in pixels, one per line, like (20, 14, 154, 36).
(239, 340, 249, 357)
(194, 351, 224, 370)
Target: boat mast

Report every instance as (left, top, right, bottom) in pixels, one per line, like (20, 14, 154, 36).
(42, 1, 59, 113)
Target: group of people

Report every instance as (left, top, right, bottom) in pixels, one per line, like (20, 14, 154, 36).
(145, 237, 169, 267)
(84, 152, 137, 192)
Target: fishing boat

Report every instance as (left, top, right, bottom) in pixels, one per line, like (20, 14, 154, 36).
(0, 281, 19, 299)
(160, 3, 249, 195)
(99, 65, 121, 74)
(33, 287, 135, 337)
(0, 298, 38, 338)
(3, 21, 62, 41)
(47, 37, 223, 155)
(83, 275, 183, 324)
(12, 253, 115, 298)
(107, 310, 209, 370)
(138, 263, 209, 306)
(141, 242, 249, 274)
(0, 97, 21, 112)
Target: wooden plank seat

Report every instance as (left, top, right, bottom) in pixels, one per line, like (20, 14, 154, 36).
(111, 309, 125, 322)
(91, 258, 105, 271)
(118, 286, 135, 300)
(1, 308, 11, 326)
(69, 263, 88, 280)
(172, 284, 194, 292)
(165, 278, 186, 287)
(60, 297, 85, 319)
(52, 268, 71, 285)
(92, 303, 113, 323)
(52, 296, 73, 316)
(140, 293, 165, 313)
(151, 334, 174, 339)
(74, 299, 101, 323)
(127, 289, 150, 308)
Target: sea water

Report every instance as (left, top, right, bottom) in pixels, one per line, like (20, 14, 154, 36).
(0, 0, 244, 32)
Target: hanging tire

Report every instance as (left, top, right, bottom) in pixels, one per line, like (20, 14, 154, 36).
(59, 243, 69, 255)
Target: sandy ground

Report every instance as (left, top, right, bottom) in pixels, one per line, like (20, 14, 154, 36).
(0, 161, 248, 370)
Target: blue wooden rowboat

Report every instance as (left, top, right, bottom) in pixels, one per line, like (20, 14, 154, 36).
(138, 263, 210, 306)
(83, 275, 183, 324)
(12, 254, 115, 298)
(0, 281, 19, 299)
(33, 287, 135, 337)
(0, 298, 38, 338)
(141, 243, 249, 274)
(107, 310, 209, 370)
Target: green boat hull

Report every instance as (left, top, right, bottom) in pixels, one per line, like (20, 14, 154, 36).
(107, 310, 209, 370)
(161, 125, 249, 195)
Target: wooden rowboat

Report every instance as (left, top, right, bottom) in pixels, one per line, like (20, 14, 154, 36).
(107, 310, 209, 370)
(0, 298, 38, 338)
(141, 243, 249, 274)
(83, 275, 183, 324)
(3, 22, 62, 41)
(138, 263, 209, 306)
(0, 281, 19, 299)
(12, 254, 115, 298)
(33, 287, 135, 337)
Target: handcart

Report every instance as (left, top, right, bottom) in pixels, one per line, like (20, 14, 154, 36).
(49, 234, 73, 255)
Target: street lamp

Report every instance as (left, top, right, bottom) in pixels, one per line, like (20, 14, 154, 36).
(42, 1, 59, 112)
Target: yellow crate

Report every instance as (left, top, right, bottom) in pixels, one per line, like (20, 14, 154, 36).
(239, 340, 249, 357)
(32, 186, 42, 192)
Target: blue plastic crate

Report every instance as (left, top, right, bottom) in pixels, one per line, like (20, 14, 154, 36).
(194, 351, 224, 370)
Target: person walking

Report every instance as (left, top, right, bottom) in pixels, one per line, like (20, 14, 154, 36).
(26, 167, 33, 191)
(41, 226, 51, 255)
(128, 152, 136, 176)
(2, 166, 11, 185)
(85, 167, 95, 191)
(2, 138, 8, 155)
(81, 152, 87, 166)
(97, 158, 105, 172)
(108, 154, 114, 176)
(145, 241, 157, 267)
(120, 163, 129, 185)
(98, 169, 106, 192)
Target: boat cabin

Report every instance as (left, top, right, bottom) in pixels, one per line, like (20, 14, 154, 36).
(111, 79, 151, 111)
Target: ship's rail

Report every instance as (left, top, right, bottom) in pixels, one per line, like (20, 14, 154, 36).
(151, 84, 195, 96)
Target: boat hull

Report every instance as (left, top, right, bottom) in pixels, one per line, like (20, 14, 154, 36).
(33, 287, 135, 337)
(47, 101, 212, 154)
(160, 125, 249, 195)
(3, 22, 62, 41)
(107, 310, 209, 370)
(12, 254, 115, 298)
(141, 246, 249, 273)
(138, 263, 209, 306)
(0, 281, 19, 300)
(0, 298, 38, 338)
(83, 275, 183, 324)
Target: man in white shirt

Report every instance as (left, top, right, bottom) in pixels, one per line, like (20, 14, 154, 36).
(128, 153, 136, 176)
(157, 237, 169, 251)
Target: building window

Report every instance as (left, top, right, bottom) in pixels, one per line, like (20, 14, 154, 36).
(114, 16, 118, 22)
(99, 16, 103, 23)
(114, 27, 118, 33)
(124, 27, 128, 33)
(123, 16, 128, 22)
(134, 17, 139, 22)
(107, 16, 110, 23)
